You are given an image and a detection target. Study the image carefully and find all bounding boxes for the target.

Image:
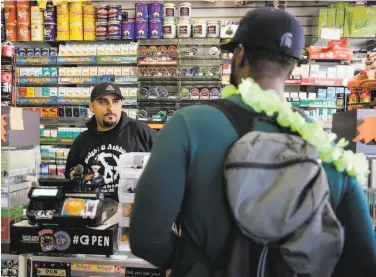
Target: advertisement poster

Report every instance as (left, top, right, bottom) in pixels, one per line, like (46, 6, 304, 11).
(32, 261, 71, 277)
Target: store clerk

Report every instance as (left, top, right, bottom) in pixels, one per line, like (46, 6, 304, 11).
(65, 82, 156, 199)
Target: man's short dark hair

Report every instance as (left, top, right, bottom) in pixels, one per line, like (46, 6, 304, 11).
(244, 47, 297, 79)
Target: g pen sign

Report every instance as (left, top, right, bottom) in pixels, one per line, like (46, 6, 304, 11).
(353, 116, 376, 145)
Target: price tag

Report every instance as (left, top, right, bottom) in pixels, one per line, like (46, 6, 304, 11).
(320, 28, 341, 40)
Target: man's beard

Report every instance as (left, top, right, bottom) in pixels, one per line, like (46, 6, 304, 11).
(102, 113, 117, 128)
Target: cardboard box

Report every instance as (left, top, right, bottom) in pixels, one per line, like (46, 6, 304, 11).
(327, 8, 337, 29)
(344, 7, 376, 38)
(317, 8, 328, 37)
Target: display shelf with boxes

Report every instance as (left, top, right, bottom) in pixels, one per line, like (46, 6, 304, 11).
(117, 152, 150, 252)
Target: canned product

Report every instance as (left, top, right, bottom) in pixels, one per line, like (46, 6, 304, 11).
(44, 23, 57, 41)
(96, 5, 108, 21)
(4, 6, 16, 24)
(121, 20, 135, 39)
(34, 47, 41, 56)
(95, 22, 107, 40)
(17, 23, 30, 41)
(149, 19, 162, 39)
(108, 5, 122, 21)
(44, 5, 56, 24)
(26, 48, 34, 56)
(17, 5, 31, 24)
(83, 3, 95, 15)
(2, 42, 14, 57)
(31, 6, 43, 24)
(149, 2, 163, 20)
(84, 31, 95, 41)
(18, 47, 26, 57)
(164, 3, 176, 18)
(70, 22, 83, 40)
(135, 20, 148, 39)
(84, 21, 95, 32)
(108, 21, 121, 40)
(5, 23, 17, 41)
(57, 4, 69, 17)
(41, 48, 49, 56)
(57, 31, 69, 40)
(31, 24, 44, 41)
(57, 22, 69, 33)
(49, 48, 57, 56)
(69, 4, 83, 22)
(135, 2, 148, 20)
(3, 1, 16, 7)
(163, 18, 176, 38)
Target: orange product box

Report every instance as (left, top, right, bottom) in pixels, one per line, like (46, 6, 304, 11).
(41, 108, 50, 118)
(49, 108, 58, 117)
(19, 87, 27, 97)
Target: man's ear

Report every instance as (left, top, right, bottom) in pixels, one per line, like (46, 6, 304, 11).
(234, 44, 246, 69)
(89, 102, 94, 113)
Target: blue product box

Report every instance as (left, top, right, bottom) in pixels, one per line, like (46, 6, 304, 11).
(317, 88, 327, 100)
(42, 87, 50, 97)
(326, 87, 336, 100)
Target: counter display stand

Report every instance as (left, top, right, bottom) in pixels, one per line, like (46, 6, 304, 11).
(1, 107, 40, 253)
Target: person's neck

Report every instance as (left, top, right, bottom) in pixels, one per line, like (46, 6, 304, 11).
(253, 77, 285, 97)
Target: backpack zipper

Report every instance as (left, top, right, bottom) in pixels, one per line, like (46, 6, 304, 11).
(225, 158, 319, 170)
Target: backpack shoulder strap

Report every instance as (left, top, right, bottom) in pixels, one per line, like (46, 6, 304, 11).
(209, 99, 257, 137)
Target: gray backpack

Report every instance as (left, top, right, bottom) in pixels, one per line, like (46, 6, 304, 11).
(183, 100, 345, 277)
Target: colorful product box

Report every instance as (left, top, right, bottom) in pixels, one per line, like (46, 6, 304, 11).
(317, 8, 328, 37)
(344, 7, 376, 38)
(327, 8, 336, 29)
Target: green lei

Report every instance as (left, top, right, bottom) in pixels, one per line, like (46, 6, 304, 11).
(222, 78, 370, 185)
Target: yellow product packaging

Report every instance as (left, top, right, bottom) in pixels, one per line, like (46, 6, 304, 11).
(84, 21, 95, 32)
(27, 87, 35, 97)
(84, 15, 95, 23)
(83, 4, 95, 16)
(57, 22, 69, 32)
(70, 22, 83, 40)
(57, 32, 70, 40)
(69, 4, 83, 22)
(31, 24, 44, 41)
(84, 32, 95, 41)
(31, 6, 44, 24)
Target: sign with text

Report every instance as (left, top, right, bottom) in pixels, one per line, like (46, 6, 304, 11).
(125, 267, 165, 277)
(32, 261, 71, 277)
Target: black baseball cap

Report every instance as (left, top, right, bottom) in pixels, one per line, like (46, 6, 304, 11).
(90, 82, 124, 102)
(221, 8, 304, 60)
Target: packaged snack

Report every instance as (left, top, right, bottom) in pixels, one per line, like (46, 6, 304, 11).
(42, 87, 50, 97)
(50, 67, 58, 76)
(42, 67, 50, 77)
(89, 66, 97, 76)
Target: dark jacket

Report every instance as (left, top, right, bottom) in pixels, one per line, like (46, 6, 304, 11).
(129, 95, 376, 277)
(65, 112, 156, 198)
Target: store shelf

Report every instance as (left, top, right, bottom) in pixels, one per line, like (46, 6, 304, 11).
(17, 96, 58, 106)
(16, 56, 137, 66)
(178, 38, 221, 46)
(285, 78, 347, 87)
(314, 37, 376, 51)
(139, 39, 178, 46)
(40, 136, 75, 145)
(348, 79, 376, 90)
(16, 56, 57, 66)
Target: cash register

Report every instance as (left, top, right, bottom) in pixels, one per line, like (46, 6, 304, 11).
(26, 177, 118, 227)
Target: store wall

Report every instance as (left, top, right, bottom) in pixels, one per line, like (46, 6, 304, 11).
(94, 0, 329, 45)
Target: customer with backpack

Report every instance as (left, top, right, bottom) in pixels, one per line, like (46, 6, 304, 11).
(129, 8, 376, 277)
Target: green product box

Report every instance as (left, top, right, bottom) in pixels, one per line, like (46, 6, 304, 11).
(327, 8, 337, 29)
(41, 87, 50, 97)
(317, 8, 328, 37)
(336, 8, 345, 36)
(344, 7, 376, 38)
